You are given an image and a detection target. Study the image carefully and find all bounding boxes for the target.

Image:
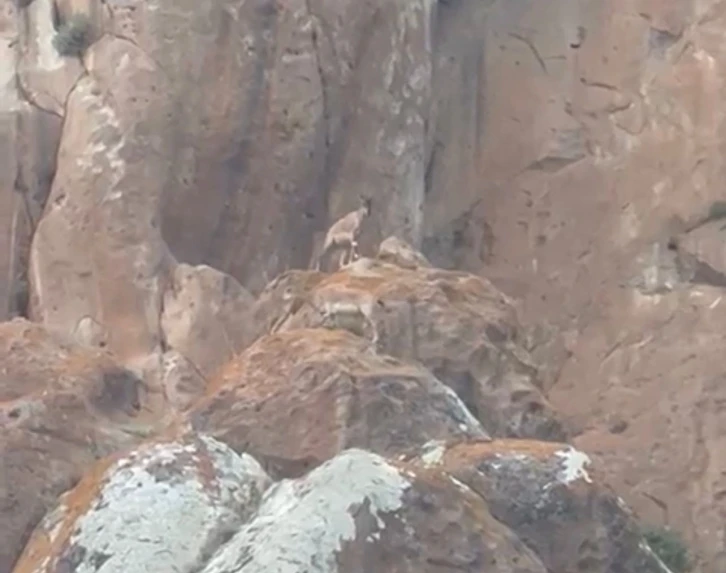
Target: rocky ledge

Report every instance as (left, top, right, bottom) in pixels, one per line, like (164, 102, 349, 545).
(2, 239, 672, 573)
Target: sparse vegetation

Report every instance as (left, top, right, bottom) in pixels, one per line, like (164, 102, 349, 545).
(52, 13, 92, 57)
(706, 200, 726, 222)
(642, 526, 691, 573)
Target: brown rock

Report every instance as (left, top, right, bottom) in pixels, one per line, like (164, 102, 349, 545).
(0, 319, 151, 572)
(417, 1, 726, 568)
(187, 328, 489, 479)
(0, 1, 62, 322)
(96, 0, 432, 295)
(259, 259, 567, 441)
(160, 349, 207, 412)
(550, 285, 726, 572)
(376, 234, 432, 269)
(27, 34, 175, 371)
(160, 263, 255, 378)
(248, 268, 327, 342)
(408, 439, 669, 573)
(7, 0, 726, 567)
(12, 445, 550, 573)
(17, 0, 86, 116)
(675, 217, 726, 287)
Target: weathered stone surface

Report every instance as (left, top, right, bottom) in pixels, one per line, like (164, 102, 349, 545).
(28, 33, 175, 370)
(12, 432, 272, 573)
(160, 348, 207, 412)
(376, 234, 432, 269)
(188, 328, 488, 479)
(95, 0, 432, 295)
(0, 0, 62, 321)
(248, 269, 326, 342)
(17, 0, 87, 116)
(7, 0, 726, 567)
(674, 217, 726, 286)
(550, 284, 726, 573)
(409, 439, 671, 573)
(0, 319, 150, 572)
(415, 1, 726, 568)
(200, 448, 548, 573)
(161, 263, 255, 378)
(256, 258, 567, 441)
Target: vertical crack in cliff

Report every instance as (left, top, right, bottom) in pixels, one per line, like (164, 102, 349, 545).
(474, 45, 484, 155)
(318, 4, 383, 192)
(9, 76, 63, 318)
(297, 2, 383, 256)
(508, 32, 547, 74)
(304, 0, 331, 150)
(203, 4, 279, 267)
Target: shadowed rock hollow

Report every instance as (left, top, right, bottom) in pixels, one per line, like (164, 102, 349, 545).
(1, 0, 722, 570)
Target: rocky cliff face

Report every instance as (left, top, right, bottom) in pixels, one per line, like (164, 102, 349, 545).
(1, 0, 723, 570)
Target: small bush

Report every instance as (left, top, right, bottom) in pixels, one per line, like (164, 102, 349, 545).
(707, 200, 726, 222)
(642, 526, 691, 573)
(52, 13, 92, 57)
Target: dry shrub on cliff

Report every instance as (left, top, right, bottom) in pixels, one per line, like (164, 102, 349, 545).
(643, 526, 691, 572)
(52, 13, 91, 57)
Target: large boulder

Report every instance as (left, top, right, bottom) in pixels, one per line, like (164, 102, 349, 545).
(251, 256, 567, 441)
(12, 432, 272, 573)
(187, 328, 488, 478)
(0, 319, 149, 571)
(407, 438, 673, 573)
(199, 448, 549, 573)
(160, 263, 255, 379)
(12, 442, 673, 573)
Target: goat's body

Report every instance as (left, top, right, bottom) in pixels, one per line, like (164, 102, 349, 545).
(314, 203, 370, 271)
(273, 282, 381, 349)
(315, 287, 381, 348)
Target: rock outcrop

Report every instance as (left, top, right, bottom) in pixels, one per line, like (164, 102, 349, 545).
(12, 432, 272, 573)
(253, 255, 567, 441)
(187, 328, 488, 478)
(408, 439, 671, 573)
(11, 435, 671, 573)
(5, 0, 724, 568)
(1, 241, 672, 572)
(0, 319, 149, 571)
(160, 263, 255, 380)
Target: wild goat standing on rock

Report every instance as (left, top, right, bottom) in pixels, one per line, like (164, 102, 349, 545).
(314, 195, 372, 271)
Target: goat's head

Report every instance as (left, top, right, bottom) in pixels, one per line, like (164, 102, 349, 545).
(358, 195, 372, 216)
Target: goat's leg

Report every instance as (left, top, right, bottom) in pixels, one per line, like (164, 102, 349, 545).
(348, 240, 360, 263)
(366, 314, 379, 350)
(337, 248, 348, 270)
(344, 243, 358, 267)
(314, 243, 328, 271)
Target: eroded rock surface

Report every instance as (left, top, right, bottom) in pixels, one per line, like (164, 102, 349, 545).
(161, 263, 255, 378)
(188, 328, 488, 479)
(0, 319, 149, 571)
(377, 234, 432, 270)
(12, 441, 670, 573)
(200, 448, 548, 573)
(12, 432, 272, 573)
(408, 439, 671, 573)
(4, 0, 724, 568)
(27, 33, 175, 369)
(0, 1, 62, 322)
(253, 257, 567, 442)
